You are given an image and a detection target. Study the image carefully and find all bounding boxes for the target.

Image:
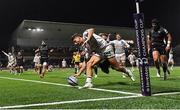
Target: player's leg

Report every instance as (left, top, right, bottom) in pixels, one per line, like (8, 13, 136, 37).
(74, 61, 86, 77)
(120, 54, 128, 78)
(108, 57, 135, 81)
(37, 64, 41, 74)
(16, 66, 20, 74)
(131, 61, 135, 71)
(41, 61, 48, 78)
(160, 55, 170, 76)
(98, 59, 110, 74)
(120, 54, 126, 66)
(171, 60, 174, 70)
(82, 54, 101, 88)
(168, 59, 174, 70)
(34, 63, 38, 72)
(93, 65, 98, 78)
(39, 59, 44, 78)
(39, 60, 43, 75)
(74, 63, 80, 74)
(152, 51, 161, 77)
(20, 66, 23, 74)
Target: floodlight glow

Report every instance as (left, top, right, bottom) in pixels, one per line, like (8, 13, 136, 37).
(36, 28, 41, 32)
(40, 29, 44, 31)
(32, 29, 36, 32)
(28, 28, 32, 31)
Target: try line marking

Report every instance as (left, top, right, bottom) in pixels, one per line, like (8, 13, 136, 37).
(0, 95, 142, 109)
(0, 92, 180, 109)
(0, 76, 179, 109)
(0, 76, 140, 95)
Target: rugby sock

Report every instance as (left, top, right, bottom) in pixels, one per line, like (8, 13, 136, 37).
(74, 67, 77, 74)
(155, 61, 160, 74)
(162, 63, 168, 73)
(171, 65, 173, 70)
(77, 67, 79, 73)
(20, 69, 23, 73)
(124, 68, 129, 74)
(94, 67, 98, 75)
(86, 77, 92, 83)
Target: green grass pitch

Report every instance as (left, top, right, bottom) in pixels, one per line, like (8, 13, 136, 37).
(0, 67, 180, 109)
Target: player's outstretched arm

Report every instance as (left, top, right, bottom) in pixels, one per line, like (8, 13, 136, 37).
(2, 51, 9, 57)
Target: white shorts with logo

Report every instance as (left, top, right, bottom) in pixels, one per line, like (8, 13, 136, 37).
(130, 60, 135, 65)
(168, 58, 174, 63)
(115, 53, 126, 63)
(94, 45, 115, 59)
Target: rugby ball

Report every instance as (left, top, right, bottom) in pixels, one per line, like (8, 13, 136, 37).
(67, 75, 78, 86)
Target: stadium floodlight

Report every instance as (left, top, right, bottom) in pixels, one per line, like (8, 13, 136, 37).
(32, 29, 36, 32)
(36, 28, 41, 32)
(28, 28, 32, 31)
(36, 28, 44, 32)
(40, 28, 44, 32)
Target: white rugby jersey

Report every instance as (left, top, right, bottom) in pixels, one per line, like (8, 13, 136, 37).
(110, 39, 130, 54)
(33, 55, 41, 63)
(169, 53, 173, 60)
(83, 31, 107, 52)
(128, 54, 136, 62)
(8, 55, 15, 64)
(62, 60, 67, 67)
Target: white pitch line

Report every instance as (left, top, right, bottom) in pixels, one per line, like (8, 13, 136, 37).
(0, 95, 142, 109)
(0, 76, 139, 95)
(0, 92, 179, 109)
(89, 87, 140, 95)
(153, 92, 180, 96)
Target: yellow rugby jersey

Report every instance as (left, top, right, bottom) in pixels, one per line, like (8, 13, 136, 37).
(73, 53, 81, 63)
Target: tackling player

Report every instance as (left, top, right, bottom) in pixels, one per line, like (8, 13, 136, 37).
(71, 28, 135, 88)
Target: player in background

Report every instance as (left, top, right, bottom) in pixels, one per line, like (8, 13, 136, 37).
(16, 51, 24, 74)
(35, 41, 53, 78)
(62, 58, 67, 68)
(128, 52, 136, 71)
(62, 59, 67, 68)
(168, 49, 174, 70)
(147, 18, 172, 78)
(71, 51, 81, 74)
(2, 51, 16, 74)
(33, 52, 41, 73)
(109, 33, 130, 77)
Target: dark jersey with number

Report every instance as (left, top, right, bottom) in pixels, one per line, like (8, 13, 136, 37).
(148, 27, 169, 47)
(40, 45, 48, 59)
(148, 27, 169, 55)
(16, 55, 23, 66)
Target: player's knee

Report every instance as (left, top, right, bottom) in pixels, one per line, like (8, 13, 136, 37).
(87, 61, 93, 68)
(162, 62, 167, 67)
(43, 62, 48, 68)
(111, 63, 122, 71)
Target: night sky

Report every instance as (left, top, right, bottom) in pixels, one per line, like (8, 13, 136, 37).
(0, 0, 180, 48)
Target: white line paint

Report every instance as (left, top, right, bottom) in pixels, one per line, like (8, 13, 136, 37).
(153, 92, 180, 96)
(1, 92, 179, 109)
(0, 76, 140, 95)
(89, 87, 140, 95)
(0, 95, 142, 109)
(0, 76, 179, 109)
